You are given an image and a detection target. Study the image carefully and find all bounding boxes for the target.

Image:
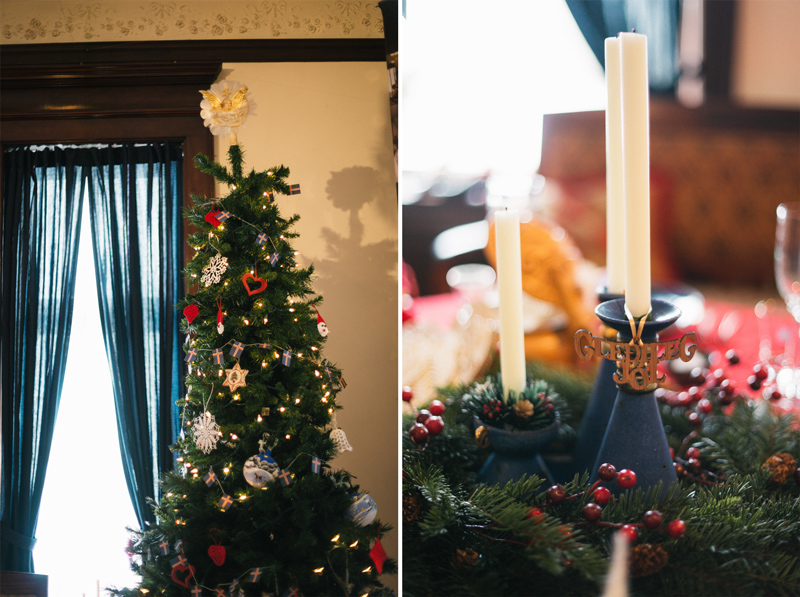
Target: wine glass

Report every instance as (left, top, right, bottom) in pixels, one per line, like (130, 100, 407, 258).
(774, 203, 800, 398)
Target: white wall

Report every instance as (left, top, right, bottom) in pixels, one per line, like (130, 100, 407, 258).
(213, 62, 399, 590)
(732, 0, 800, 108)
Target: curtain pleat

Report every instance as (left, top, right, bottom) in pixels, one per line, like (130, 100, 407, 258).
(1, 147, 85, 572)
(86, 143, 183, 528)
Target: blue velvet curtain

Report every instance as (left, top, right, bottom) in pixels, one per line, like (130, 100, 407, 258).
(85, 144, 184, 528)
(0, 143, 183, 572)
(1, 147, 85, 572)
(566, 0, 681, 92)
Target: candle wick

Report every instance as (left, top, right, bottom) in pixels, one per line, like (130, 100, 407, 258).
(631, 28, 636, 33)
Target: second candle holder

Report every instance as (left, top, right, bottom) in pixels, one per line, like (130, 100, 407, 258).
(574, 298, 697, 496)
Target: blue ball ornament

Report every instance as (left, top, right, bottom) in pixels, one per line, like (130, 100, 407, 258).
(345, 493, 378, 526)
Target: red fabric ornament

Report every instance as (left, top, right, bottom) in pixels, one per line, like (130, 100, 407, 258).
(171, 563, 196, 587)
(216, 296, 224, 334)
(183, 304, 199, 324)
(205, 211, 222, 227)
(208, 528, 226, 565)
(369, 530, 388, 574)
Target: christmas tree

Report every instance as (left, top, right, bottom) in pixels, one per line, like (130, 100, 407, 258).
(112, 135, 394, 595)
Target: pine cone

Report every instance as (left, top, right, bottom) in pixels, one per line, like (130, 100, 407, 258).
(451, 548, 479, 571)
(762, 452, 797, 484)
(513, 399, 534, 421)
(629, 543, 669, 578)
(403, 492, 423, 523)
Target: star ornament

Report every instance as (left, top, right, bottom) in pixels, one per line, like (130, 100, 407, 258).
(223, 362, 249, 392)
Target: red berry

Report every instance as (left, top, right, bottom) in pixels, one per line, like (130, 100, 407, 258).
(616, 469, 637, 490)
(674, 462, 685, 477)
(415, 409, 430, 425)
(748, 375, 762, 391)
(546, 484, 567, 505)
(711, 369, 726, 385)
(726, 349, 740, 365)
(582, 503, 603, 523)
(666, 519, 686, 538)
(402, 386, 414, 402)
(408, 423, 428, 445)
(597, 463, 617, 481)
(642, 510, 663, 529)
(697, 398, 713, 414)
(753, 363, 769, 381)
(766, 388, 782, 401)
(424, 415, 445, 436)
(526, 507, 545, 522)
(686, 447, 701, 460)
(687, 411, 702, 426)
(619, 524, 639, 543)
(687, 457, 702, 474)
(592, 486, 612, 506)
(428, 400, 445, 416)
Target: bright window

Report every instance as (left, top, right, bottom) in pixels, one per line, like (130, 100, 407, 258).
(401, 0, 606, 175)
(34, 194, 140, 596)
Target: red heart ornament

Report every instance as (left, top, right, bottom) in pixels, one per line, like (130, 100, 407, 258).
(205, 211, 222, 227)
(171, 563, 196, 587)
(208, 543, 226, 566)
(183, 304, 199, 323)
(242, 272, 267, 296)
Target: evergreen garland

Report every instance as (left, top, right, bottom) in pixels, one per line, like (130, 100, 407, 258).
(403, 363, 800, 596)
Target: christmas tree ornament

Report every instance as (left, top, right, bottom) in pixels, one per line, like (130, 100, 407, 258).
(212, 348, 224, 366)
(311, 456, 322, 474)
(204, 468, 218, 487)
(313, 307, 329, 337)
(201, 253, 228, 287)
(200, 81, 250, 138)
(193, 411, 220, 454)
(218, 494, 234, 511)
(345, 493, 378, 526)
(205, 211, 222, 227)
(277, 469, 293, 486)
(229, 340, 245, 359)
(242, 261, 267, 296)
(216, 296, 224, 334)
(170, 563, 196, 588)
(369, 529, 388, 574)
(243, 451, 279, 488)
(207, 529, 226, 566)
(629, 543, 669, 578)
(330, 426, 353, 453)
(184, 304, 200, 324)
(223, 362, 249, 392)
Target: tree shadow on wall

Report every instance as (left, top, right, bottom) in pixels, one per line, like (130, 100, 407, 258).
(314, 166, 397, 370)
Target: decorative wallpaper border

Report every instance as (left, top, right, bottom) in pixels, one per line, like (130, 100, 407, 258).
(1, 1, 384, 44)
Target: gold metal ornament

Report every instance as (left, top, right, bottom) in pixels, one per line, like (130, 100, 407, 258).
(574, 329, 697, 393)
(475, 425, 490, 449)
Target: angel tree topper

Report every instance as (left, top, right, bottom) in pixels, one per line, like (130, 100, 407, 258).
(200, 80, 250, 139)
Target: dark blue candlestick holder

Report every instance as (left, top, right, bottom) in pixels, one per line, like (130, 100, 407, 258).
(589, 298, 682, 497)
(571, 289, 623, 477)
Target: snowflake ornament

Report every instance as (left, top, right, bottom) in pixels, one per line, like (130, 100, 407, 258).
(193, 412, 220, 454)
(201, 253, 228, 287)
